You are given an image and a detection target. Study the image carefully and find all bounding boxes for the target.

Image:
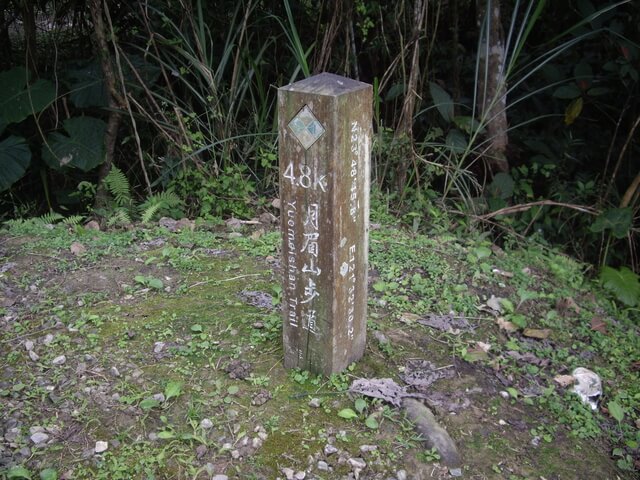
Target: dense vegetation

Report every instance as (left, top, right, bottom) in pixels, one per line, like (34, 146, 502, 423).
(0, 1, 639, 289)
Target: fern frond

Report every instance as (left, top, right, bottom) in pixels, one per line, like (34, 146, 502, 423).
(107, 209, 131, 227)
(141, 203, 163, 224)
(104, 166, 132, 207)
(62, 215, 84, 226)
(139, 191, 183, 224)
(3, 218, 25, 229)
(35, 212, 64, 225)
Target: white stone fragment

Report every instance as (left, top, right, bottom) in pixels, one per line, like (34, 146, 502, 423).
(200, 418, 213, 429)
(282, 467, 294, 480)
(52, 355, 66, 365)
(348, 457, 366, 470)
(30, 432, 49, 444)
(324, 444, 338, 455)
(95, 441, 108, 453)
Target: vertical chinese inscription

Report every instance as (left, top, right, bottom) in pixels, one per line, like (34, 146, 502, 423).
(279, 73, 371, 375)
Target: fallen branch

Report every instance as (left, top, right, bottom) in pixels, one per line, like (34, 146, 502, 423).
(479, 200, 598, 220)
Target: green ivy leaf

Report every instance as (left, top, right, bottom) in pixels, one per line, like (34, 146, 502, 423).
(552, 84, 581, 99)
(139, 398, 161, 410)
(429, 82, 454, 122)
(0, 135, 31, 192)
(190, 324, 203, 333)
(7, 466, 32, 479)
(147, 278, 164, 290)
(607, 400, 625, 423)
(473, 246, 492, 259)
(157, 430, 175, 439)
(506, 387, 519, 399)
(600, 266, 640, 307)
(0, 67, 56, 134)
(365, 414, 379, 430)
(43, 117, 106, 172)
(39, 469, 58, 480)
(337, 408, 358, 420)
(354, 398, 367, 414)
(164, 381, 182, 401)
(590, 208, 632, 239)
(453, 115, 483, 135)
(445, 129, 467, 154)
(487, 172, 515, 200)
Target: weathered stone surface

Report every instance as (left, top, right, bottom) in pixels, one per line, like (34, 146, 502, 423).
(279, 72, 372, 375)
(402, 398, 462, 468)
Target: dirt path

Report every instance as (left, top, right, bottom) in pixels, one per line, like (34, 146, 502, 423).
(0, 220, 636, 479)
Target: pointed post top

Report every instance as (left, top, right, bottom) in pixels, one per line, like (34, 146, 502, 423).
(280, 72, 371, 97)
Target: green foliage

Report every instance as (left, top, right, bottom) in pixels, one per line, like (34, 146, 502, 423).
(169, 165, 254, 219)
(0, 67, 56, 134)
(0, 67, 56, 192)
(0, 136, 31, 191)
(43, 117, 107, 171)
(104, 166, 132, 208)
(599, 266, 640, 307)
(139, 191, 183, 223)
(6, 466, 32, 479)
(590, 208, 633, 239)
(429, 82, 454, 123)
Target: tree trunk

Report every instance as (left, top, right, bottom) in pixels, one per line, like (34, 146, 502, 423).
(0, 1, 12, 69)
(313, 0, 345, 74)
(19, 0, 37, 74)
(88, 0, 124, 210)
(476, 0, 509, 174)
(450, 0, 460, 113)
(394, 0, 427, 192)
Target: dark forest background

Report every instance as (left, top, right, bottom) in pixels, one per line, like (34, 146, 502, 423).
(1, 0, 638, 274)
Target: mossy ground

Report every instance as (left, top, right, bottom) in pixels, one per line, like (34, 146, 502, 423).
(0, 219, 637, 479)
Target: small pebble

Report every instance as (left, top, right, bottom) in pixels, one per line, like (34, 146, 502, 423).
(52, 355, 66, 365)
(28, 350, 39, 362)
(110, 366, 120, 377)
(152, 393, 165, 403)
(294, 471, 306, 480)
(43, 334, 54, 345)
(282, 467, 294, 480)
(231, 449, 240, 459)
(324, 444, 338, 455)
(95, 441, 108, 453)
(359, 444, 377, 453)
(211, 476, 229, 480)
(317, 460, 329, 471)
(153, 342, 165, 353)
(308, 398, 321, 408)
(24, 340, 34, 351)
(200, 418, 214, 429)
(30, 432, 49, 445)
(396, 470, 407, 480)
(348, 457, 366, 470)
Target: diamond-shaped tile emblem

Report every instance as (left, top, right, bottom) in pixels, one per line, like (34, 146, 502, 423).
(288, 105, 325, 149)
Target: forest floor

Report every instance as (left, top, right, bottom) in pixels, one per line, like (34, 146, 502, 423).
(0, 215, 638, 480)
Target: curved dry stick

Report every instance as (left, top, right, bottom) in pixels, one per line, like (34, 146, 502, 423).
(480, 200, 598, 220)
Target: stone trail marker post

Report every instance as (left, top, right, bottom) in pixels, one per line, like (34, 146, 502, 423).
(278, 72, 372, 375)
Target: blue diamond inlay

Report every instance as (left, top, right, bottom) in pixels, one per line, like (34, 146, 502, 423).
(288, 105, 325, 149)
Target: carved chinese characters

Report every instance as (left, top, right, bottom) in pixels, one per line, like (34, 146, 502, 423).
(278, 73, 372, 375)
